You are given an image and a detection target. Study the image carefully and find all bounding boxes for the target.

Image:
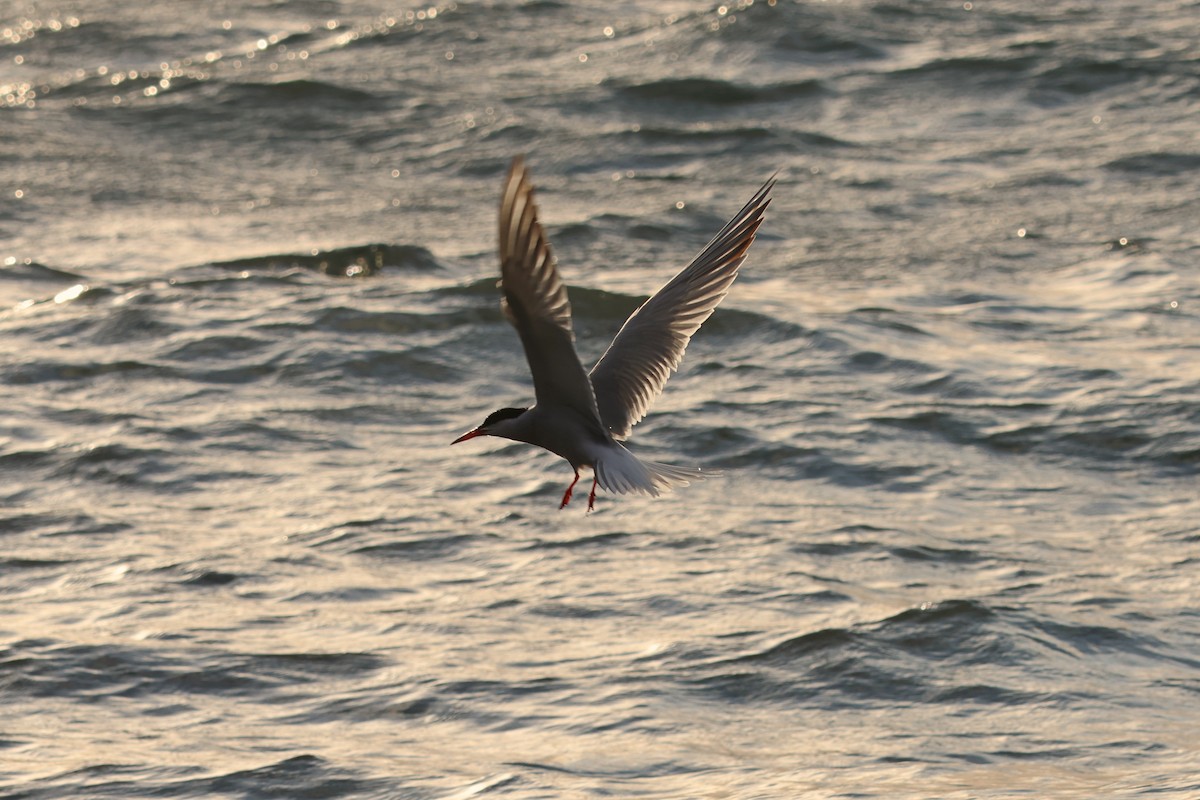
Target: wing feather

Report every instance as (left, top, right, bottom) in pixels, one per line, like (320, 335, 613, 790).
(590, 175, 774, 438)
(498, 157, 604, 429)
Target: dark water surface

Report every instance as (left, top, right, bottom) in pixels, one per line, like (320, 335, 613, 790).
(2, 1, 1198, 797)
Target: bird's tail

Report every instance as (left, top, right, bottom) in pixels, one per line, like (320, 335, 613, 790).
(593, 443, 715, 497)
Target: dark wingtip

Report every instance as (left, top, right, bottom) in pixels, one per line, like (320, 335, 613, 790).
(508, 154, 527, 181)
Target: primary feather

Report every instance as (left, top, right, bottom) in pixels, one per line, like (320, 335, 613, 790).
(497, 157, 604, 429)
(590, 175, 775, 438)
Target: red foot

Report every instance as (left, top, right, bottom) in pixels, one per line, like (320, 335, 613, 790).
(586, 475, 598, 513)
(560, 468, 581, 509)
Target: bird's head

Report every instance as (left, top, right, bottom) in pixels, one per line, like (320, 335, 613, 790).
(451, 406, 528, 444)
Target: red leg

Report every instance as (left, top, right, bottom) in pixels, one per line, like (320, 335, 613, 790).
(586, 475, 599, 512)
(560, 468, 580, 509)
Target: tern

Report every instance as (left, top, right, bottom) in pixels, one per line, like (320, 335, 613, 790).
(453, 157, 773, 511)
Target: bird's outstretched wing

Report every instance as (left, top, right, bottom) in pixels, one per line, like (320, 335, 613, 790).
(590, 175, 774, 439)
(498, 157, 604, 429)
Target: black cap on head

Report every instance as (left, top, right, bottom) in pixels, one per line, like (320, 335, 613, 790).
(483, 407, 526, 427)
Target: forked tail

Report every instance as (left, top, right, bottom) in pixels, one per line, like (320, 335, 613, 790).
(593, 443, 716, 497)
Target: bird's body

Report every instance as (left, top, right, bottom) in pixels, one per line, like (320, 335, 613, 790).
(453, 157, 774, 510)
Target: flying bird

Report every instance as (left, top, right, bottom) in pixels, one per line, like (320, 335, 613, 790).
(453, 157, 774, 511)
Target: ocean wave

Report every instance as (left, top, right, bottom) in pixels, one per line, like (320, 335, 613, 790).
(1104, 152, 1200, 176)
(215, 78, 381, 109)
(2, 639, 381, 700)
(681, 600, 1093, 709)
(210, 243, 442, 276)
(607, 76, 827, 107)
